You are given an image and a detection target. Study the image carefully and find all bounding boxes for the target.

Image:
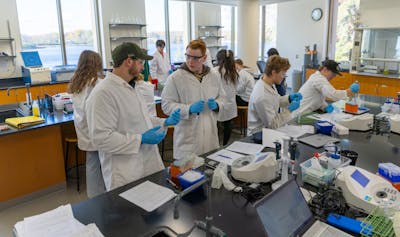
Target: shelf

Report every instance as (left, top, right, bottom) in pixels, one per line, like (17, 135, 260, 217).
(207, 45, 227, 48)
(0, 38, 14, 42)
(360, 57, 400, 63)
(198, 25, 223, 29)
(110, 36, 147, 41)
(199, 36, 224, 39)
(109, 23, 146, 28)
(0, 55, 16, 59)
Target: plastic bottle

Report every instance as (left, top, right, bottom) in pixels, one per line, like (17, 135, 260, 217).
(328, 153, 341, 169)
(32, 101, 40, 117)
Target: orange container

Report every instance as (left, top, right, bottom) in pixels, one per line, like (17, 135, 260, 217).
(345, 103, 358, 113)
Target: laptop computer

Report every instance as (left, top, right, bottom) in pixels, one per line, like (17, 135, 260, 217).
(254, 179, 353, 237)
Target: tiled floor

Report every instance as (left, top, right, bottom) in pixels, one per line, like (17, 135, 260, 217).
(0, 125, 244, 237)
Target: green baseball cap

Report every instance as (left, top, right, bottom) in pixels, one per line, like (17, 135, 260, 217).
(112, 42, 153, 66)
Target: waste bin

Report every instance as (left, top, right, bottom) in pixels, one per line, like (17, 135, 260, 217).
(291, 69, 302, 92)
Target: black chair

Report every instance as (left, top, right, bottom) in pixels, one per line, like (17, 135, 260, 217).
(256, 60, 266, 73)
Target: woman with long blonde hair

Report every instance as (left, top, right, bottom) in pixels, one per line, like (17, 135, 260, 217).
(68, 50, 105, 198)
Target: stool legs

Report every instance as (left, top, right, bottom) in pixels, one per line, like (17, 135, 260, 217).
(75, 143, 80, 192)
(64, 140, 80, 192)
(65, 142, 69, 176)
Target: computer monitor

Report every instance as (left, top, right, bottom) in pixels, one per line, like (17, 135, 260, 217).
(254, 179, 314, 237)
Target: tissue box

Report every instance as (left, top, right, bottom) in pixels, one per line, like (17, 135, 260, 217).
(177, 169, 205, 191)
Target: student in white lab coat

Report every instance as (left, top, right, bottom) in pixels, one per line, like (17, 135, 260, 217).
(68, 50, 105, 198)
(235, 59, 255, 106)
(150, 40, 171, 84)
(87, 42, 181, 191)
(161, 39, 225, 159)
(298, 59, 360, 115)
(247, 55, 303, 135)
(214, 49, 239, 145)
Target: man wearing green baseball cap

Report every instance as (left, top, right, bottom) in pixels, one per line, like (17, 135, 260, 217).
(86, 42, 181, 191)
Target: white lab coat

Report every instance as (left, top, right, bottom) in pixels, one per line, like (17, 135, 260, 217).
(150, 50, 170, 84)
(135, 80, 156, 117)
(298, 71, 348, 115)
(161, 67, 225, 159)
(247, 79, 291, 135)
(213, 67, 237, 122)
(204, 48, 213, 68)
(236, 69, 255, 102)
(72, 78, 106, 198)
(86, 72, 165, 191)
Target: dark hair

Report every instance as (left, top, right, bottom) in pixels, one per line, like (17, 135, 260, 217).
(267, 48, 280, 57)
(216, 49, 238, 84)
(265, 55, 290, 76)
(68, 50, 102, 94)
(156, 39, 165, 48)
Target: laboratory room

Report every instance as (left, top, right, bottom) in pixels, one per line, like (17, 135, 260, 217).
(1, 0, 400, 236)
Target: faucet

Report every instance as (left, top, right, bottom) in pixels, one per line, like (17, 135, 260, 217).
(173, 169, 226, 237)
(6, 83, 32, 113)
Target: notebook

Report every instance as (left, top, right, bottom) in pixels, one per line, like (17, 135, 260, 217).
(254, 179, 352, 237)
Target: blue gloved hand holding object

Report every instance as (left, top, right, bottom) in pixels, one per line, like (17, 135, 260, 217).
(325, 103, 334, 113)
(289, 92, 303, 102)
(207, 98, 218, 111)
(189, 100, 205, 114)
(141, 126, 166, 144)
(164, 109, 181, 126)
(350, 83, 360, 93)
(288, 99, 300, 112)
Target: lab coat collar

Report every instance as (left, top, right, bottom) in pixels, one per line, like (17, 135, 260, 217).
(261, 79, 279, 95)
(106, 71, 135, 90)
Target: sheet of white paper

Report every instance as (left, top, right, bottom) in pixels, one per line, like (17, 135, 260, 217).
(225, 141, 264, 155)
(207, 149, 245, 166)
(277, 125, 315, 138)
(70, 223, 104, 237)
(262, 128, 289, 148)
(119, 181, 176, 212)
(14, 204, 85, 237)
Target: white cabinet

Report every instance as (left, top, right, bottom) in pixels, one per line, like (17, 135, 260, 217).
(0, 21, 16, 64)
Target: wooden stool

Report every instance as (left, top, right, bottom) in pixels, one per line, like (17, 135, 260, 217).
(64, 137, 80, 192)
(237, 106, 248, 137)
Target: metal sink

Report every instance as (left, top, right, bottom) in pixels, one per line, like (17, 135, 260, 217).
(0, 109, 24, 123)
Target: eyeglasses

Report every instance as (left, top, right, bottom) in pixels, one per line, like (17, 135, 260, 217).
(185, 53, 203, 62)
(127, 56, 145, 65)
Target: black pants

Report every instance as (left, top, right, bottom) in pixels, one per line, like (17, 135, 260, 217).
(236, 95, 249, 106)
(222, 120, 232, 146)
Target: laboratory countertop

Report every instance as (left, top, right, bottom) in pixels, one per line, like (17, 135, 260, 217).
(71, 94, 400, 237)
(0, 77, 68, 90)
(0, 110, 73, 136)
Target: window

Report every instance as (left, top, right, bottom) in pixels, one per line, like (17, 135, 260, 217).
(221, 5, 233, 50)
(16, 0, 97, 67)
(260, 4, 277, 60)
(333, 0, 360, 61)
(145, 0, 166, 56)
(169, 1, 189, 63)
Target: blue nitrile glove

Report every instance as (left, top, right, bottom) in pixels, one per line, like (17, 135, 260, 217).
(289, 92, 303, 102)
(350, 83, 360, 93)
(207, 98, 218, 111)
(164, 109, 181, 126)
(189, 100, 205, 114)
(325, 103, 334, 113)
(141, 126, 166, 144)
(288, 99, 300, 112)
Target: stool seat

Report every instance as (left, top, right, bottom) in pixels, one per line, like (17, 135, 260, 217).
(64, 137, 80, 192)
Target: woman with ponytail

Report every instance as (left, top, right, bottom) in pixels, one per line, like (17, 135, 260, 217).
(214, 49, 239, 145)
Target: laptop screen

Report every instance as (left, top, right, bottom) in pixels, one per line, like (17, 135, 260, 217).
(255, 179, 314, 237)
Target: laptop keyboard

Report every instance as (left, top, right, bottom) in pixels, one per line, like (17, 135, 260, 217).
(303, 221, 352, 237)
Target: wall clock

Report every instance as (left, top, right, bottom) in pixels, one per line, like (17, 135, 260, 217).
(311, 8, 323, 21)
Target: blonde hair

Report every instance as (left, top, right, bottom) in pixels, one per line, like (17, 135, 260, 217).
(68, 50, 102, 93)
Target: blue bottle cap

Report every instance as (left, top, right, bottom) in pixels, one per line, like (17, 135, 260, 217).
(331, 153, 340, 160)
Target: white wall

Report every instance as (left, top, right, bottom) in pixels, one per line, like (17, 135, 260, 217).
(98, 0, 146, 68)
(359, 0, 400, 28)
(0, 0, 22, 79)
(276, 0, 329, 87)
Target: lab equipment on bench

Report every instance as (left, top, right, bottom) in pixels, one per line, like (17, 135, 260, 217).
(231, 152, 278, 183)
(272, 136, 290, 190)
(254, 179, 352, 237)
(335, 166, 400, 213)
(20, 51, 51, 85)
